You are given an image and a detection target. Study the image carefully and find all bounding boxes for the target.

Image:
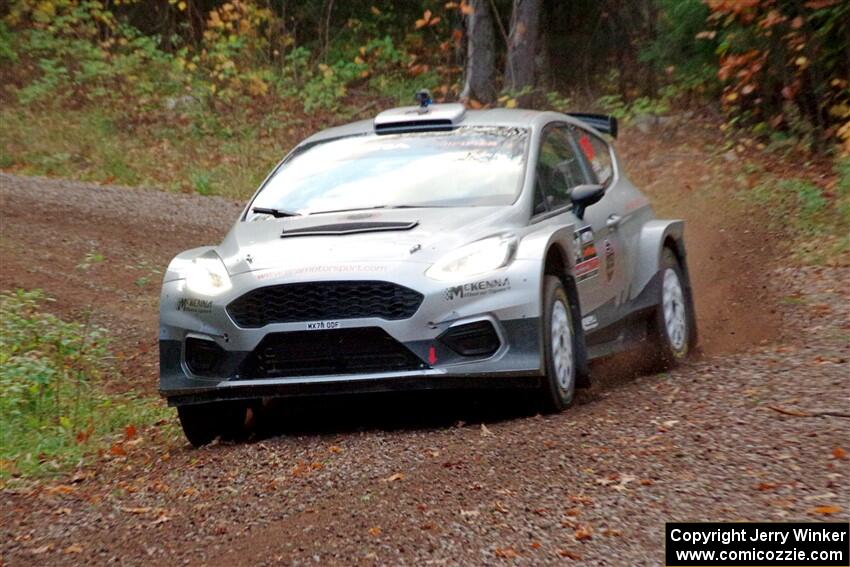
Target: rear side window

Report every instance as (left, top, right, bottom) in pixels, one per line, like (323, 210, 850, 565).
(575, 130, 614, 187)
(535, 125, 588, 210)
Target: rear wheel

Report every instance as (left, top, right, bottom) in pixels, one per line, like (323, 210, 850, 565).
(177, 401, 248, 447)
(538, 276, 577, 412)
(648, 248, 693, 369)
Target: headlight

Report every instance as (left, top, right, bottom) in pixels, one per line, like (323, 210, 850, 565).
(184, 253, 232, 296)
(426, 235, 517, 281)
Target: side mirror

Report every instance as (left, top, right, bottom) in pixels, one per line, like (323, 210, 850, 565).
(571, 184, 604, 220)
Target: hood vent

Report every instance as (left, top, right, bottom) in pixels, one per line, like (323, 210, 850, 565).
(281, 221, 418, 238)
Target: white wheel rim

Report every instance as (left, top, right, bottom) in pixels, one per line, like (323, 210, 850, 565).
(551, 300, 574, 390)
(662, 268, 687, 352)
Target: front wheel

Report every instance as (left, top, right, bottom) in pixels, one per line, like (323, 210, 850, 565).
(648, 248, 694, 369)
(538, 276, 577, 413)
(177, 401, 248, 447)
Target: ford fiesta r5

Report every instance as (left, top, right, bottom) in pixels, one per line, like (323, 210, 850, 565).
(159, 101, 698, 446)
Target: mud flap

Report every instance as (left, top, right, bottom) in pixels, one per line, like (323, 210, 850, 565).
(563, 276, 591, 388)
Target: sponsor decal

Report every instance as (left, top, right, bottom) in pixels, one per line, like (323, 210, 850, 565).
(256, 264, 388, 281)
(444, 277, 511, 301)
(573, 226, 599, 282)
(604, 239, 615, 282)
(582, 314, 598, 331)
(176, 297, 213, 314)
(305, 320, 341, 330)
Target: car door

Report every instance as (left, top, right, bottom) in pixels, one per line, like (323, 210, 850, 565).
(531, 123, 613, 316)
(569, 127, 630, 318)
(574, 128, 652, 318)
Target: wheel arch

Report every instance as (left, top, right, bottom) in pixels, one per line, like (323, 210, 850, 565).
(541, 240, 591, 388)
(633, 219, 698, 350)
(632, 219, 687, 301)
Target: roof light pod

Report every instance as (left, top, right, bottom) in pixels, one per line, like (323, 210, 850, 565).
(374, 94, 466, 135)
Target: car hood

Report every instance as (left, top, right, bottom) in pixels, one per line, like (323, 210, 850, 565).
(217, 206, 522, 276)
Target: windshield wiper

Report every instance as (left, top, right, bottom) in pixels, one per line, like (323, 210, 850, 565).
(306, 205, 435, 215)
(306, 205, 388, 215)
(252, 207, 301, 218)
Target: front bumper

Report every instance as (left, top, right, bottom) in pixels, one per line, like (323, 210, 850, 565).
(159, 260, 545, 405)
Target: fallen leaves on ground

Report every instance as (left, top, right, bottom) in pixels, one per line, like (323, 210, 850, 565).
(44, 484, 76, 495)
(809, 505, 842, 515)
(832, 447, 847, 460)
(368, 526, 382, 536)
(124, 424, 137, 440)
(574, 526, 593, 541)
(557, 549, 582, 559)
(494, 547, 519, 558)
(382, 473, 405, 483)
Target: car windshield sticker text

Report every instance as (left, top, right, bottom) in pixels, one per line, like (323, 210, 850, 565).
(444, 277, 510, 301)
(176, 297, 212, 313)
(573, 226, 599, 282)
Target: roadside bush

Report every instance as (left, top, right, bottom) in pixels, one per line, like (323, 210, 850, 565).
(0, 290, 169, 478)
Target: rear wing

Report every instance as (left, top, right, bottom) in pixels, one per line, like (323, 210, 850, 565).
(567, 113, 618, 139)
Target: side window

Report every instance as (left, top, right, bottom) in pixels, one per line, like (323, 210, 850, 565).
(535, 125, 588, 210)
(575, 129, 614, 187)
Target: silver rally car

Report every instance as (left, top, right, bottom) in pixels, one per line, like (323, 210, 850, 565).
(160, 99, 697, 445)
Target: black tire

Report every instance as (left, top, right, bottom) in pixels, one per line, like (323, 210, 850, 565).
(538, 276, 578, 413)
(648, 247, 694, 369)
(177, 401, 248, 447)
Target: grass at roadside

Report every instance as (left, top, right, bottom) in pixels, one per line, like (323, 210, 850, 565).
(0, 289, 172, 480)
(740, 156, 850, 265)
(0, 103, 311, 199)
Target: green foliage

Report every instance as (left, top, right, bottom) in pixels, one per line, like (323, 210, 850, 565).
(543, 91, 572, 112)
(0, 290, 169, 478)
(640, 0, 717, 93)
(0, 22, 18, 62)
(708, 0, 850, 146)
(597, 93, 671, 121)
(190, 169, 215, 195)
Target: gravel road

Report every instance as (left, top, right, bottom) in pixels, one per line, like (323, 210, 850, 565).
(1, 156, 848, 566)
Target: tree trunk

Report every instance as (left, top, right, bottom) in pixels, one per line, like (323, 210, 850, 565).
(504, 0, 543, 107)
(461, 0, 497, 104)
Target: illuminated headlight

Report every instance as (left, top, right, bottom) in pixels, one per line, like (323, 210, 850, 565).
(185, 253, 232, 296)
(426, 235, 517, 281)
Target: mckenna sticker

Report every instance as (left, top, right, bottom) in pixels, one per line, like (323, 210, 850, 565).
(176, 297, 213, 313)
(444, 277, 510, 301)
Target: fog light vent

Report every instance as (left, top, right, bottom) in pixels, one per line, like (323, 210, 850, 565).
(185, 337, 224, 376)
(438, 320, 500, 357)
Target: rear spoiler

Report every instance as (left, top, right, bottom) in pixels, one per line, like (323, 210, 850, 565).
(567, 113, 618, 139)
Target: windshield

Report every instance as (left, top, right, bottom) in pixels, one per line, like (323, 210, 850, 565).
(248, 126, 529, 218)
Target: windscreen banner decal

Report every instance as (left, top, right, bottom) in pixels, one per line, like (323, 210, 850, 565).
(574, 226, 600, 282)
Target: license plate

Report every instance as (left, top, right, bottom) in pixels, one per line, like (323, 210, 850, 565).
(305, 320, 341, 330)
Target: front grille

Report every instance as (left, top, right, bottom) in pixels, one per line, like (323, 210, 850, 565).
(238, 327, 426, 379)
(226, 281, 423, 328)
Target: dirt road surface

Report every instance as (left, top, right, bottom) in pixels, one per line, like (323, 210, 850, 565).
(1, 124, 848, 565)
